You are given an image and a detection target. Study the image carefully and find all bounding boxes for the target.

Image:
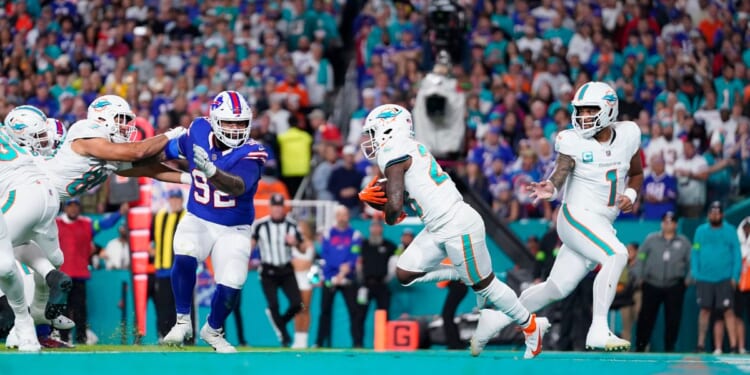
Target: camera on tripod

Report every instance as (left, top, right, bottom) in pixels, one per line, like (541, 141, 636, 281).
(427, 0, 466, 63)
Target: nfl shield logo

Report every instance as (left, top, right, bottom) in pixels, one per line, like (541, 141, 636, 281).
(606, 150, 611, 156)
(582, 151, 594, 163)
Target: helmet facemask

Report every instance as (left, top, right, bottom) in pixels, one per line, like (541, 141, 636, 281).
(360, 126, 384, 160)
(111, 112, 137, 143)
(209, 91, 253, 148)
(215, 118, 251, 148)
(14, 128, 52, 156)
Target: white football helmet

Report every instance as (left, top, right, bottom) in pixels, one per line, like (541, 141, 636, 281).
(360, 104, 414, 159)
(209, 90, 253, 148)
(571, 81, 619, 138)
(87, 95, 136, 143)
(3, 105, 52, 156)
(46, 118, 67, 150)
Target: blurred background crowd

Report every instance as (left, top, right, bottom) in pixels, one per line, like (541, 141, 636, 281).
(2, 0, 749, 222)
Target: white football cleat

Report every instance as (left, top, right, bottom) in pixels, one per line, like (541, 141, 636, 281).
(51, 315, 75, 330)
(163, 316, 193, 346)
(585, 329, 630, 352)
(14, 316, 41, 352)
(5, 326, 18, 348)
(200, 322, 237, 353)
(522, 314, 550, 359)
(470, 309, 505, 357)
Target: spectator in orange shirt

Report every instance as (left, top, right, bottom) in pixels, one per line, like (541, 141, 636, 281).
(276, 67, 310, 109)
(698, 2, 724, 49)
(254, 168, 291, 220)
(502, 58, 531, 95)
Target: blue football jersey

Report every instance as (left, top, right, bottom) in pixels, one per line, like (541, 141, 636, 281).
(166, 118, 266, 226)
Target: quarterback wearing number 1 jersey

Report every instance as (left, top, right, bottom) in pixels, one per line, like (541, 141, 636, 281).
(472, 81, 644, 355)
(358, 104, 550, 359)
(162, 91, 265, 353)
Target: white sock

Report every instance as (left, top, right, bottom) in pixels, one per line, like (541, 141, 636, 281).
(592, 253, 627, 326)
(177, 313, 191, 323)
(519, 280, 566, 313)
(15, 244, 55, 278)
(294, 332, 308, 347)
(404, 264, 460, 286)
(476, 278, 530, 327)
(30, 271, 50, 324)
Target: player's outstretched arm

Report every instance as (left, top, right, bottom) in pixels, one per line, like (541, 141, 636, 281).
(193, 144, 247, 196)
(527, 153, 575, 202)
(617, 148, 645, 213)
(547, 153, 575, 190)
(383, 159, 410, 225)
(117, 161, 187, 184)
(72, 127, 185, 162)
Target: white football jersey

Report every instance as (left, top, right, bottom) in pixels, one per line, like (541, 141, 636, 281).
(377, 138, 463, 232)
(0, 130, 49, 197)
(44, 119, 122, 200)
(555, 121, 641, 222)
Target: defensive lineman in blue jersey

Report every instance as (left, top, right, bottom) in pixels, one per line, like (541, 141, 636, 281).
(162, 91, 266, 353)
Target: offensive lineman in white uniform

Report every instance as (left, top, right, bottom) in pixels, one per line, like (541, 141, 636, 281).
(471, 81, 644, 355)
(1, 107, 76, 349)
(0, 107, 63, 352)
(358, 104, 550, 359)
(2, 98, 183, 349)
(45, 95, 186, 202)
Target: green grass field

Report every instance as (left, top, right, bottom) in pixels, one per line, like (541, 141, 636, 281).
(3, 346, 750, 375)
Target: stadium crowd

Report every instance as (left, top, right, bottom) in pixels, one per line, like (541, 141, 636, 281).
(2, 0, 750, 352)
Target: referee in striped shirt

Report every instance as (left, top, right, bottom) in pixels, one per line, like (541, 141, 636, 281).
(252, 193, 304, 347)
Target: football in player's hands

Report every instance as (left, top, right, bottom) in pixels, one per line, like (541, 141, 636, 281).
(360, 177, 388, 211)
(374, 178, 388, 194)
(369, 178, 388, 210)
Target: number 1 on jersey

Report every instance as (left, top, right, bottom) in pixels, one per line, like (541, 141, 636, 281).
(605, 169, 617, 207)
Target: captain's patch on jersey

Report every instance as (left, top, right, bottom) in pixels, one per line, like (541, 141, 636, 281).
(582, 151, 594, 163)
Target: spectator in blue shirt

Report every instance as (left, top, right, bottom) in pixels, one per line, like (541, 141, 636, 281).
(26, 83, 59, 119)
(692, 202, 742, 354)
(641, 154, 678, 220)
(468, 125, 515, 176)
(316, 205, 363, 348)
(327, 145, 365, 217)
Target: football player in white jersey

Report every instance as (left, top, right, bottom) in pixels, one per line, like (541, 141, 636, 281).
(1, 111, 75, 348)
(45, 95, 186, 201)
(4, 99, 184, 347)
(471, 81, 645, 354)
(0, 107, 64, 352)
(358, 104, 550, 359)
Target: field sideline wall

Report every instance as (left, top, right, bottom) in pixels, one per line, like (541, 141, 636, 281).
(87, 217, 714, 350)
